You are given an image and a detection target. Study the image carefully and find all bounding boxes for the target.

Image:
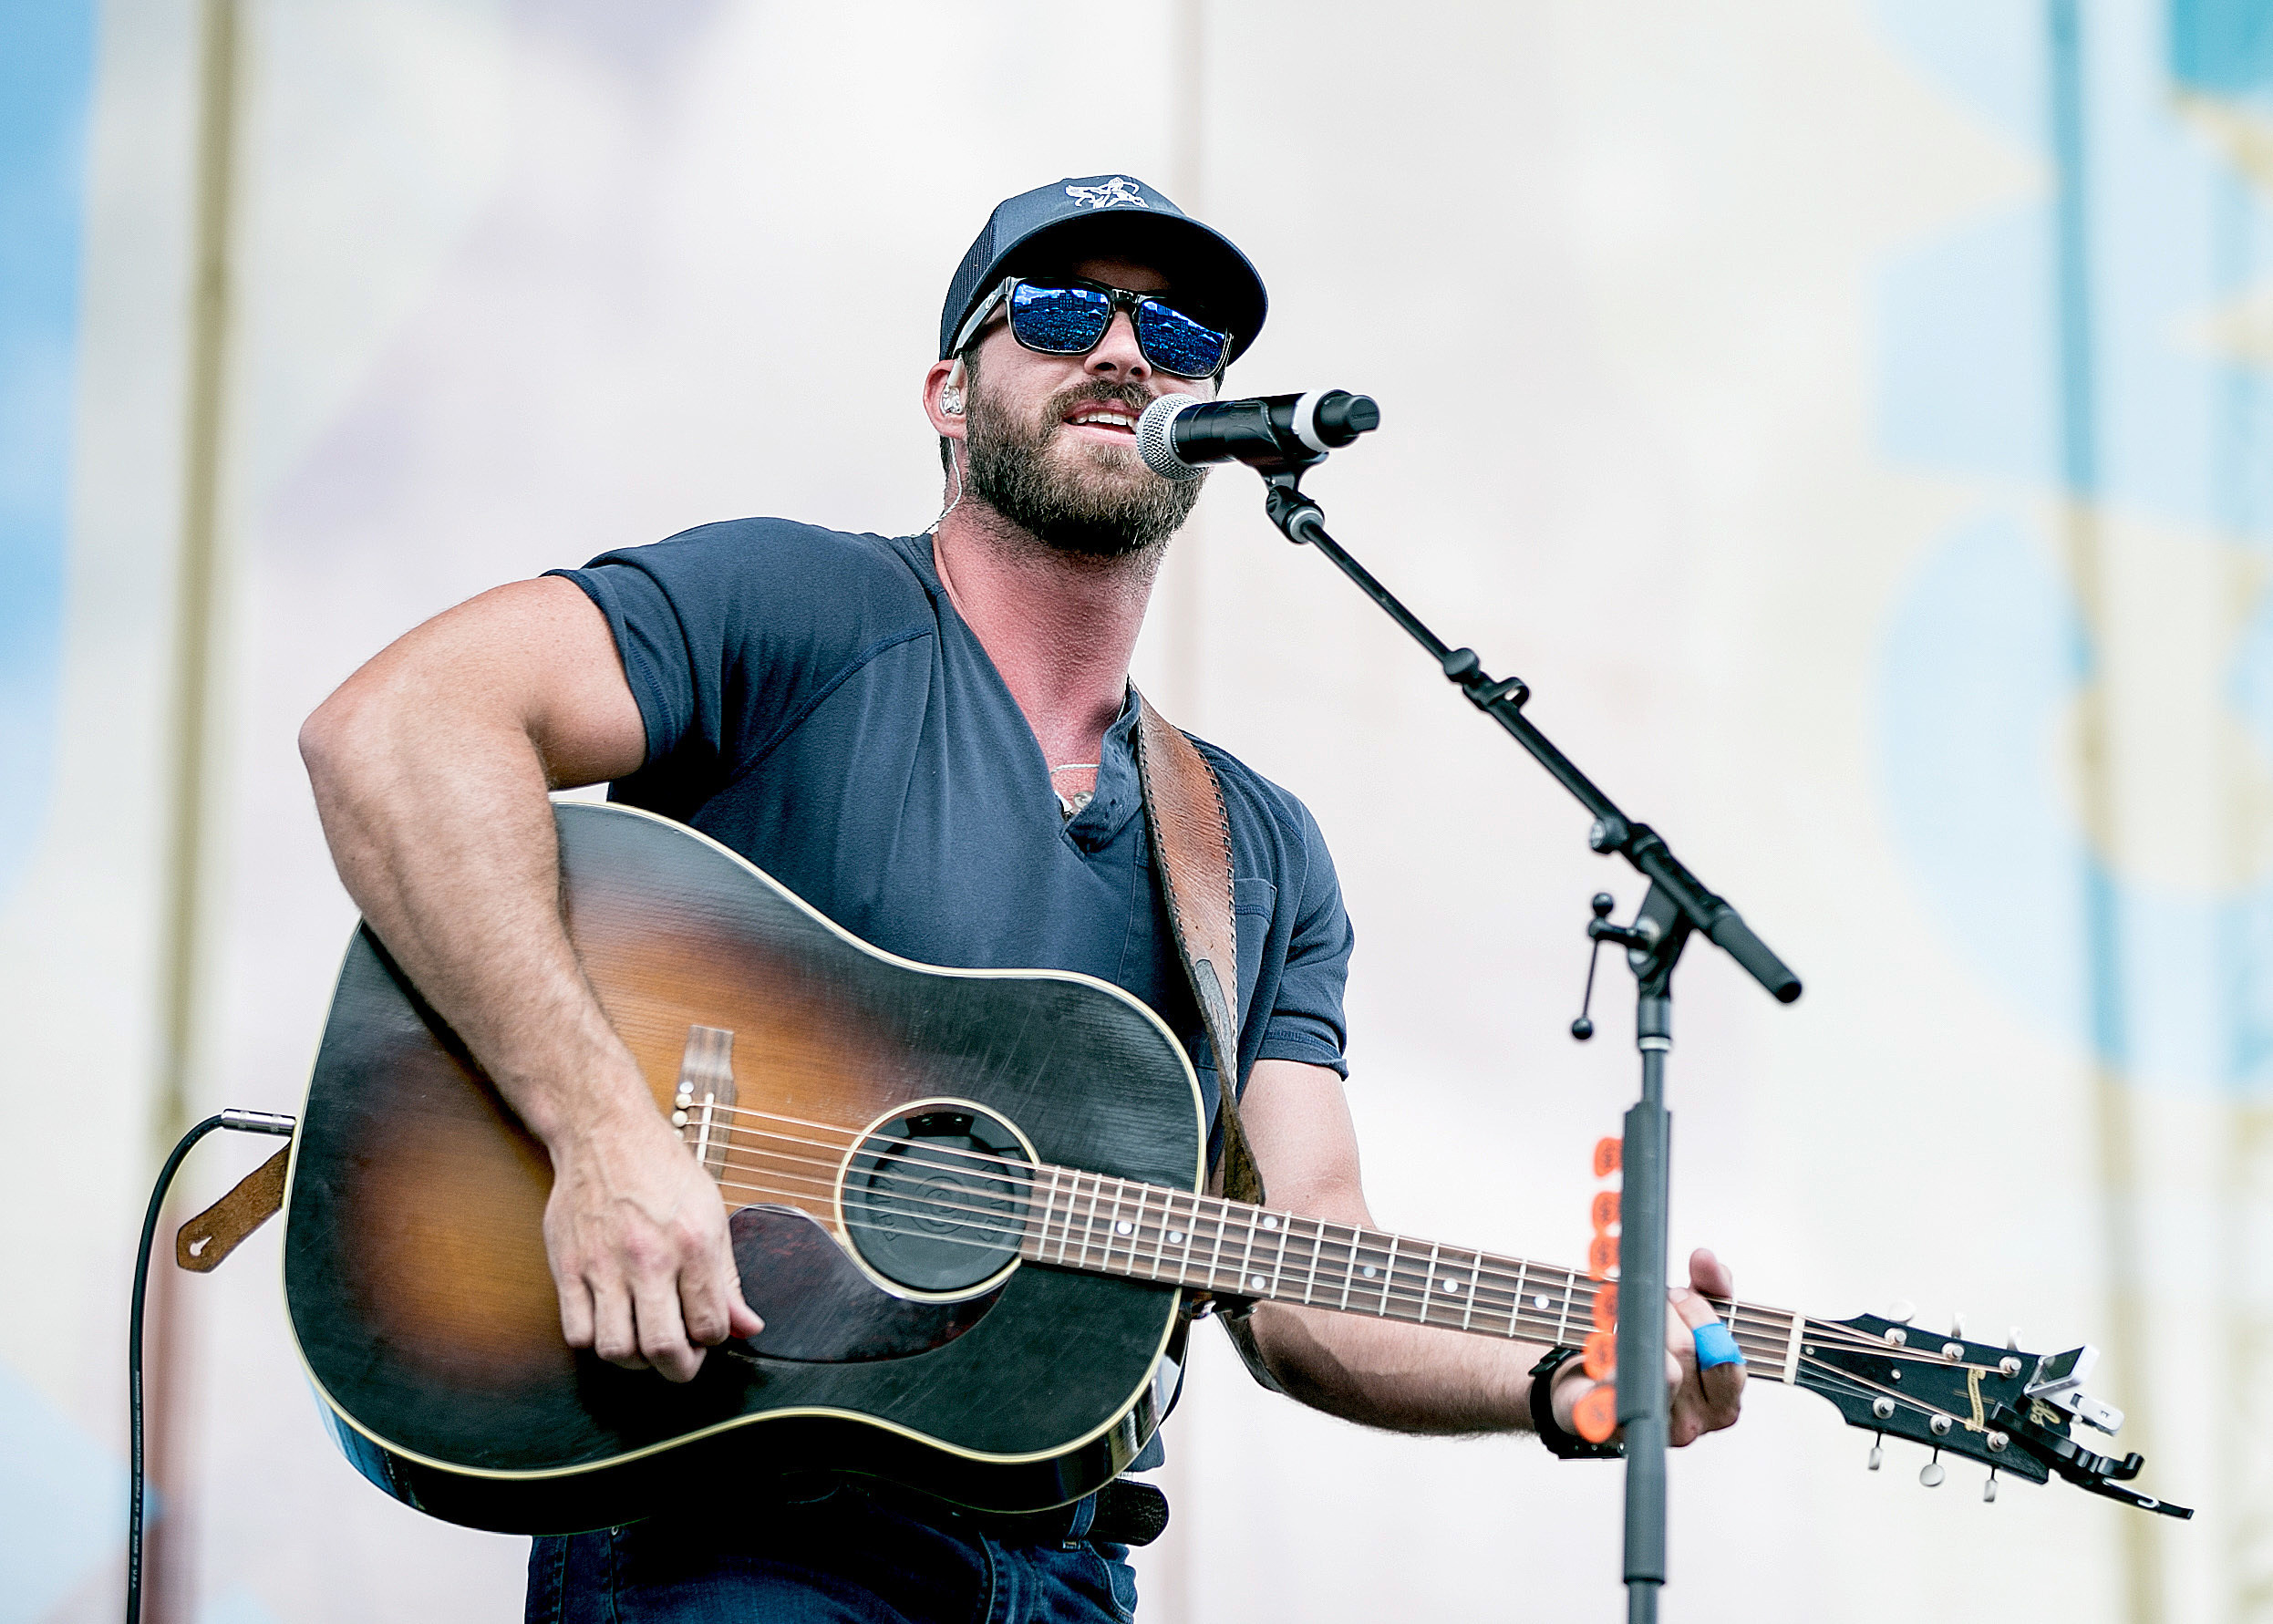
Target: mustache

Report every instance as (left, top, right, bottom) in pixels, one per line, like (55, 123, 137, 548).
(1044, 378, 1156, 424)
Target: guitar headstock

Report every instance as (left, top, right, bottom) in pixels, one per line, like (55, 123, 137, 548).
(1792, 1311, 2191, 1517)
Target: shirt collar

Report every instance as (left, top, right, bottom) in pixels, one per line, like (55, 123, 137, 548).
(1064, 684, 1143, 851)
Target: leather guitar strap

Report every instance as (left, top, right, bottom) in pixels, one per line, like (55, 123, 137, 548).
(1132, 696, 1285, 1393)
(175, 1144, 290, 1272)
(1132, 695, 1264, 1209)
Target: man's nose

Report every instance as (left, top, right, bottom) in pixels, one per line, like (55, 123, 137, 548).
(1085, 311, 1150, 380)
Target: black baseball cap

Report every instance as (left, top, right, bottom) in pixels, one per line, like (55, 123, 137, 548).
(938, 174, 1268, 367)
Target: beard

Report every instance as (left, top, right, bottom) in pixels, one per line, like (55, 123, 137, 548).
(963, 378, 1205, 559)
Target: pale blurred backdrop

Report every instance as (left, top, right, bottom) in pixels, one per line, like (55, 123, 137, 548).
(6, 0, 2272, 1619)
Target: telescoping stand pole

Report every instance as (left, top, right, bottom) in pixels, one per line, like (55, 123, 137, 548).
(1254, 466, 1801, 1623)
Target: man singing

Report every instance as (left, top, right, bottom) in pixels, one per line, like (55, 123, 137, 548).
(299, 175, 1742, 1622)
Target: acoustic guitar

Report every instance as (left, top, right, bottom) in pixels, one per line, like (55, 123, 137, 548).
(282, 802, 2186, 1533)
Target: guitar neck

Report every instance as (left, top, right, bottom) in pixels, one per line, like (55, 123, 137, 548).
(1019, 1164, 1804, 1382)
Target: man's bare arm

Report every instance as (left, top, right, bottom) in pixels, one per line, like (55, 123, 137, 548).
(1234, 1059, 1742, 1443)
(299, 575, 759, 1381)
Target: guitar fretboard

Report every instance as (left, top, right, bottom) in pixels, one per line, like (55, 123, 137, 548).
(1019, 1165, 1803, 1380)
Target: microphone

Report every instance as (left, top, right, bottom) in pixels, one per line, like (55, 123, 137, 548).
(1136, 389, 1381, 481)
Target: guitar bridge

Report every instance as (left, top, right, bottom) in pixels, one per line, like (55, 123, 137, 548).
(671, 1025, 738, 1184)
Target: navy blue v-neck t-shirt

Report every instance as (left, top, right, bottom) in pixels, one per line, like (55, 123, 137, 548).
(554, 520, 1354, 1142)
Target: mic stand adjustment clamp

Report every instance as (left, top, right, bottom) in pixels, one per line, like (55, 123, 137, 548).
(1571, 893, 1666, 1040)
(1263, 470, 1326, 543)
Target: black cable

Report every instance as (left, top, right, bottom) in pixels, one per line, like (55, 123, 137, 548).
(128, 1110, 295, 1624)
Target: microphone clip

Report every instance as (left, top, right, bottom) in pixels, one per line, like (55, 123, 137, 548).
(1263, 470, 1324, 544)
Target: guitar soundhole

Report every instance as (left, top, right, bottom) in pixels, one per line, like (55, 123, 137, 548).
(843, 1107, 1030, 1294)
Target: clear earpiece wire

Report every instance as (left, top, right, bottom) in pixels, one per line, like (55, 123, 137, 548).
(926, 438, 966, 535)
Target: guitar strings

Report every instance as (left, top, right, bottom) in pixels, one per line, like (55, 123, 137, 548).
(719, 1185, 1689, 1353)
(697, 1132, 1968, 1370)
(718, 1173, 1905, 1405)
(687, 1098, 1076, 1178)
(703, 1145, 1989, 1441)
(680, 1107, 1955, 1354)
(728, 1170, 1865, 1391)
(670, 1104, 2026, 1373)
(703, 1159, 1917, 1374)
(710, 1162, 1633, 1339)
(1793, 1350, 1997, 1436)
(711, 1152, 1583, 1325)
(695, 1131, 1944, 1371)
(769, 1143, 1989, 1431)
(664, 1092, 2002, 1371)
(683, 1104, 1998, 1358)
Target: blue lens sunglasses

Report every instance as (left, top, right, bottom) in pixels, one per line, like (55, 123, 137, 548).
(949, 276, 1232, 379)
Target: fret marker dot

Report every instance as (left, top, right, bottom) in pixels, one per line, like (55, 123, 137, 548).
(1114, 1221, 1133, 1236)
(1362, 1267, 1379, 1278)
(1441, 1279, 1461, 1293)
(1533, 1294, 1550, 1309)
(1261, 1215, 1279, 1230)
(1167, 1231, 1184, 1246)
(1248, 1275, 1266, 1290)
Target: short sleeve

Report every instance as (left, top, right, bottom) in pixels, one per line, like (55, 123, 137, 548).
(550, 520, 936, 820)
(1253, 797, 1354, 1075)
(556, 551, 708, 767)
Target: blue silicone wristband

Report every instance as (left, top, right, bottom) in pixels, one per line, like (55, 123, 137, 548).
(1693, 1320, 1744, 1370)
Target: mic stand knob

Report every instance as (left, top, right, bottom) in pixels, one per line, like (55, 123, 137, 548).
(1570, 892, 1617, 1040)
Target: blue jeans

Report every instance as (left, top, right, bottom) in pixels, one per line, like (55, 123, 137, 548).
(525, 1486, 1140, 1623)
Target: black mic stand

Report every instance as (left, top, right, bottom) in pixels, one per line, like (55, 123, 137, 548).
(1256, 469, 1802, 1624)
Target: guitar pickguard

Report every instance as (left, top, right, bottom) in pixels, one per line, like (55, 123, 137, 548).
(732, 1205, 1004, 1362)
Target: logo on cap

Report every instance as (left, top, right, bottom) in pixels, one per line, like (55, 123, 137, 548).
(1066, 177, 1148, 211)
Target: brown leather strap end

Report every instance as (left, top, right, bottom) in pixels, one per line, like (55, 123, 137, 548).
(176, 1145, 290, 1272)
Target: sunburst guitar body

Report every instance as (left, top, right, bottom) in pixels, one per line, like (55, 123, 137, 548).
(284, 802, 1203, 1535)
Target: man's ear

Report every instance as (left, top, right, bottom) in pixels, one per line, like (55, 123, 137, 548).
(923, 357, 968, 437)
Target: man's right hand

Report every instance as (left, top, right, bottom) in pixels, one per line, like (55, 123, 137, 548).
(541, 1091, 764, 1383)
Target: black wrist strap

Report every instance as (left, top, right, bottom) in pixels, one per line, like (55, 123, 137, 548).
(1528, 1346, 1623, 1460)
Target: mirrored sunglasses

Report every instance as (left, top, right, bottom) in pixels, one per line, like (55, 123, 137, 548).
(951, 277, 1232, 380)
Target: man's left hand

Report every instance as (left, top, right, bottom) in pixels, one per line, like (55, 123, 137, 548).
(1666, 1246, 1744, 1445)
(1555, 1246, 1745, 1447)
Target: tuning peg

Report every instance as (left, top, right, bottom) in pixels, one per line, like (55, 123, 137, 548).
(1867, 1433, 1883, 1472)
(1919, 1451, 1945, 1489)
(1983, 1469, 1999, 1504)
(1950, 1310, 1967, 1340)
(1885, 1299, 1916, 1324)
(2006, 1326, 2021, 1351)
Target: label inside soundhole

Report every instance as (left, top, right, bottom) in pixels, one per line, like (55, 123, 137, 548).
(842, 1107, 1030, 1294)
